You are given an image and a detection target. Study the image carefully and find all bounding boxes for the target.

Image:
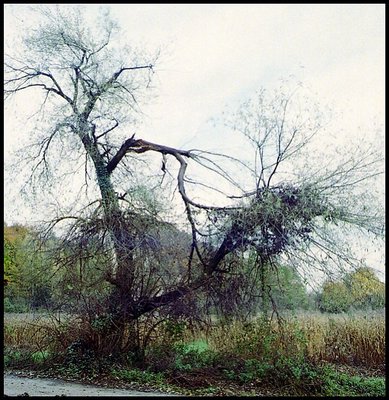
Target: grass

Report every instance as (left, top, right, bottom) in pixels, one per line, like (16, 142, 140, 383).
(294, 311, 385, 368)
(4, 311, 385, 396)
(178, 312, 385, 372)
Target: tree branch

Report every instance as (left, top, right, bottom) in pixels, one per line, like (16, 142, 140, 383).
(106, 135, 191, 174)
(108, 65, 153, 86)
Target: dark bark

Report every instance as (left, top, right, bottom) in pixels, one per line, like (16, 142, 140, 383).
(106, 137, 191, 174)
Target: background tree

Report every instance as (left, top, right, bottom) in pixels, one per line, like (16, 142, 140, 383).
(4, 223, 54, 311)
(318, 266, 385, 313)
(5, 6, 384, 356)
(203, 251, 312, 322)
(318, 280, 353, 313)
(4, 223, 29, 311)
(346, 266, 385, 309)
(266, 264, 312, 311)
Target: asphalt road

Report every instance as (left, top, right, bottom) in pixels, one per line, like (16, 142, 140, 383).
(4, 372, 175, 397)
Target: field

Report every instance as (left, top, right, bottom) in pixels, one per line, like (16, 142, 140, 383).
(4, 310, 385, 396)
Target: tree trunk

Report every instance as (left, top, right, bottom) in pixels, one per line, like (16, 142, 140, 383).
(260, 261, 269, 318)
(80, 128, 140, 354)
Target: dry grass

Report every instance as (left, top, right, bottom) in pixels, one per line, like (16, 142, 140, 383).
(5, 322, 51, 353)
(298, 312, 385, 369)
(182, 311, 385, 371)
(4, 311, 385, 372)
(4, 312, 78, 353)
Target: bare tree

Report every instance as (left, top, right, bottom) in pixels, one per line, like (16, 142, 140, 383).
(5, 6, 384, 356)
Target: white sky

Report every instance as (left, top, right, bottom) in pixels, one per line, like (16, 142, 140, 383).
(3, 4, 385, 280)
(4, 4, 385, 150)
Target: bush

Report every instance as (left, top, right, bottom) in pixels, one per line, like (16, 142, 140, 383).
(30, 286, 53, 309)
(315, 365, 386, 397)
(319, 281, 353, 313)
(4, 297, 29, 313)
(173, 341, 216, 372)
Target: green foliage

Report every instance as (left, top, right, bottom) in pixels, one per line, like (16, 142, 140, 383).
(4, 312, 385, 396)
(4, 225, 28, 287)
(267, 265, 311, 310)
(4, 223, 54, 310)
(4, 348, 51, 368)
(173, 340, 215, 372)
(163, 320, 187, 342)
(145, 336, 216, 374)
(3, 347, 50, 369)
(55, 340, 113, 379)
(347, 267, 385, 309)
(90, 314, 114, 333)
(3, 222, 117, 313)
(222, 352, 385, 396)
(223, 358, 272, 383)
(4, 239, 16, 281)
(4, 349, 23, 367)
(3, 297, 29, 313)
(225, 184, 327, 258)
(208, 251, 312, 320)
(314, 365, 386, 397)
(31, 350, 50, 363)
(320, 281, 353, 313)
(319, 266, 385, 313)
(180, 339, 209, 353)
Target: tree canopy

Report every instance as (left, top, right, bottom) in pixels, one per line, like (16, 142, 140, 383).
(319, 266, 385, 313)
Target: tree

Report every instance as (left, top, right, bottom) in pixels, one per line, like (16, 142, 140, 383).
(202, 252, 311, 322)
(318, 266, 385, 313)
(346, 266, 385, 309)
(4, 224, 26, 306)
(4, 224, 30, 298)
(5, 6, 384, 356)
(266, 264, 311, 311)
(4, 223, 54, 310)
(319, 280, 353, 313)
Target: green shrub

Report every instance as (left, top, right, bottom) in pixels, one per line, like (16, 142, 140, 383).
(173, 340, 216, 372)
(239, 359, 272, 383)
(111, 368, 164, 384)
(4, 297, 29, 313)
(4, 348, 29, 368)
(163, 320, 187, 342)
(31, 350, 50, 363)
(315, 365, 386, 397)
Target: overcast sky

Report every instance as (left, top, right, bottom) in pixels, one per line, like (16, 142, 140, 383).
(4, 3, 385, 200)
(113, 4, 385, 149)
(4, 4, 384, 151)
(3, 4, 385, 279)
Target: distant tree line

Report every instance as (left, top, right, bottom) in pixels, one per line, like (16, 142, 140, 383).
(4, 222, 384, 315)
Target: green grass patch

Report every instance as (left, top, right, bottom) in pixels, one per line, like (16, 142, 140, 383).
(318, 366, 386, 397)
(181, 339, 209, 353)
(31, 350, 51, 363)
(111, 367, 165, 385)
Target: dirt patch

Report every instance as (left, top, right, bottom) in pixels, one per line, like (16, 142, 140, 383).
(4, 372, 175, 397)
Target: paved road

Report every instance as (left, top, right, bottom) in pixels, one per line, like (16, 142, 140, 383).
(4, 372, 175, 397)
